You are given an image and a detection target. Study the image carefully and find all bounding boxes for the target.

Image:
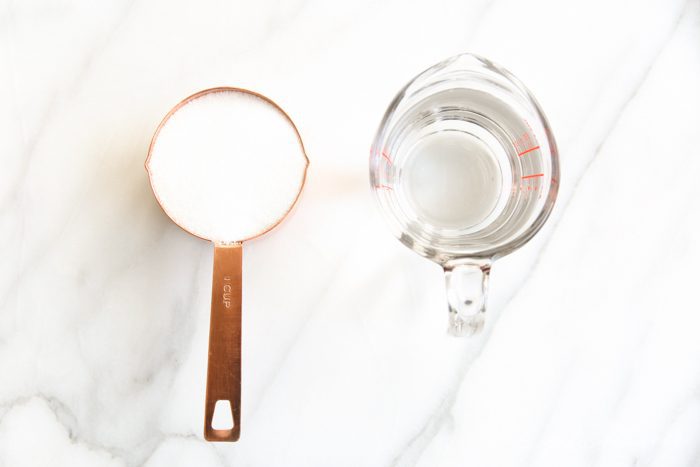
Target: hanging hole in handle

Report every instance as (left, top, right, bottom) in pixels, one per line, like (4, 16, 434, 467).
(212, 400, 235, 430)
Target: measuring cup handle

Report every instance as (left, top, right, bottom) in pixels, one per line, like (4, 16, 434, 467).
(204, 243, 242, 441)
(444, 261, 491, 336)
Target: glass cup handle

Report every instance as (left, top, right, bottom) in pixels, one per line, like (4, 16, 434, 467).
(444, 261, 491, 336)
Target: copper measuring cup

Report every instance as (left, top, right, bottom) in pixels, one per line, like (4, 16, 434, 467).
(145, 87, 309, 441)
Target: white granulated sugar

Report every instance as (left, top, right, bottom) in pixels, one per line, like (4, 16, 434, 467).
(147, 90, 308, 242)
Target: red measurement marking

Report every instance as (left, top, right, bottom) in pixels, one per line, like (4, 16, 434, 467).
(375, 184, 393, 190)
(522, 173, 544, 180)
(513, 184, 541, 193)
(518, 146, 540, 157)
(381, 150, 393, 165)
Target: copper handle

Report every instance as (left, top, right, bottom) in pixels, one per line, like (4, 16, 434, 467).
(204, 243, 242, 441)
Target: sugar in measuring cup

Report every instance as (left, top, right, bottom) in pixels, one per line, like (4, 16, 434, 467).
(146, 88, 308, 441)
(370, 54, 559, 336)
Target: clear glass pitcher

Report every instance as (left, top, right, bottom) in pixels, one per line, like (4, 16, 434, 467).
(370, 53, 559, 336)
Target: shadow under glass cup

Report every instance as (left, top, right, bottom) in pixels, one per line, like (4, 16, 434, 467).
(370, 53, 559, 336)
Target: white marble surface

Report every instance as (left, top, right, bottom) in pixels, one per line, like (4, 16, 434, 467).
(1, 0, 699, 465)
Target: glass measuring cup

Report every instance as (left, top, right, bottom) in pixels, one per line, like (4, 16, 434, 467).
(370, 54, 559, 336)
